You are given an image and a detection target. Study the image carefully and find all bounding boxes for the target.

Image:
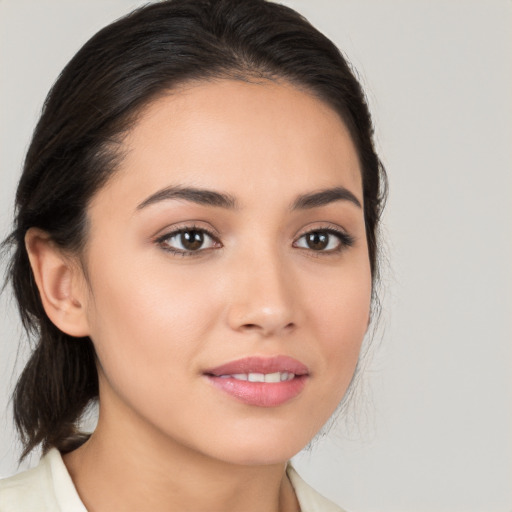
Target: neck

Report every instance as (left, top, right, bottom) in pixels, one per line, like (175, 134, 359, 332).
(63, 406, 299, 512)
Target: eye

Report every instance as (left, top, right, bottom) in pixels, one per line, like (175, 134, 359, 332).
(157, 228, 219, 255)
(294, 228, 354, 253)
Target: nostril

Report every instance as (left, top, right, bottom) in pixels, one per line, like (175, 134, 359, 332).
(239, 321, 296, 335)
(284, 322, 296, 332)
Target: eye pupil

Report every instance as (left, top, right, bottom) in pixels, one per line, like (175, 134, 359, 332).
(181, 230, 204, 250)
(306, 231, 329, 250)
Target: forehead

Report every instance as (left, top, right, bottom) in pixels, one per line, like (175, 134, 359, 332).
(92, 79, 362, 211)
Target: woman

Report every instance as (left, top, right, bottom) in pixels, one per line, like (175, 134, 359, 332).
(0, 0, 386, 510)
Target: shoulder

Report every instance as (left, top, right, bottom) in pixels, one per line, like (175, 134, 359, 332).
(0, 453, 57, 512)
(0, 449, 86, 512)
(287, 465, 349, 512)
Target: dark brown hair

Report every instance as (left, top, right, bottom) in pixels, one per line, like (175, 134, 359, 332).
(2, 0, 387, 460)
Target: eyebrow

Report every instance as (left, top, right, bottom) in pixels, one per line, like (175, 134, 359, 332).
(136, 186, 238, 211)
(291, 187, 362, 210)
(136, 185, 361, 212)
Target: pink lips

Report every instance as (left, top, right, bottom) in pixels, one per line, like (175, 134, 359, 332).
(204, 356, 309, 407)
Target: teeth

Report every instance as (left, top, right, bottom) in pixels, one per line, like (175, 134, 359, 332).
(225, 372, 296, 382)
(248, 373, 265, 382)
(265, 372, 281, 383)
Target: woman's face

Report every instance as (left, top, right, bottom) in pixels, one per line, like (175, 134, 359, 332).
(79, 79, 371, 464)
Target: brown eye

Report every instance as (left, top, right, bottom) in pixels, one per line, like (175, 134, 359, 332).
(180, 230, 204, 251)
(304, 231, 329, 250)
(294, 228, 354, 253)
(158, 228, 218, 254)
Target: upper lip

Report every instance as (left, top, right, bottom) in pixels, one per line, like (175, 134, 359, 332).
(204, 356, 309, 376)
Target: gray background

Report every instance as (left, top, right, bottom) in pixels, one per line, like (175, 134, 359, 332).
(1, 1, 511, 511)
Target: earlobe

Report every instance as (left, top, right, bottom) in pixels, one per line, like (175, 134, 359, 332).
(25, 228, 90, 337)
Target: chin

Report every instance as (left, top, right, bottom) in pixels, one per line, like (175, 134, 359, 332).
(202, 423, 318, 467)
(219, 447, 299, 467)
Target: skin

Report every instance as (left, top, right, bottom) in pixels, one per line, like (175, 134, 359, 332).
(27, 79, 371, 512)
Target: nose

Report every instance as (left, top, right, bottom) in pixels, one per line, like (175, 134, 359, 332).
(226, 249, 298, 337)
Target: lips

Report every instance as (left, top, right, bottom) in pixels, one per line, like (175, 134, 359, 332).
(204, 356, 309, 407)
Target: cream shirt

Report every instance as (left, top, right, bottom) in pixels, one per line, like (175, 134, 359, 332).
(0, 449, 346, 512)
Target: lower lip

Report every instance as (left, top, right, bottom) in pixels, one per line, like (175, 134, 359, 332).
(206, 375, 307, 407)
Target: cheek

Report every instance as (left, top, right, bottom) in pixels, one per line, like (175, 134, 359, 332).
(83, 252, 220, 392)
(307, 261, 372, 382)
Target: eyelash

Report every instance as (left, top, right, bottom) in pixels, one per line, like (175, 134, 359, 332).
(155, 224, 221, 257)
(293, 226, 355, 255)
(155, 224, 354, 257)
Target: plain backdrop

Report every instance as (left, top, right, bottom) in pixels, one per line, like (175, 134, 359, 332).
(1, 1, 511, 511)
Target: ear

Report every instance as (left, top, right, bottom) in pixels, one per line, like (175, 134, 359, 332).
(25, 228, 90, 337)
